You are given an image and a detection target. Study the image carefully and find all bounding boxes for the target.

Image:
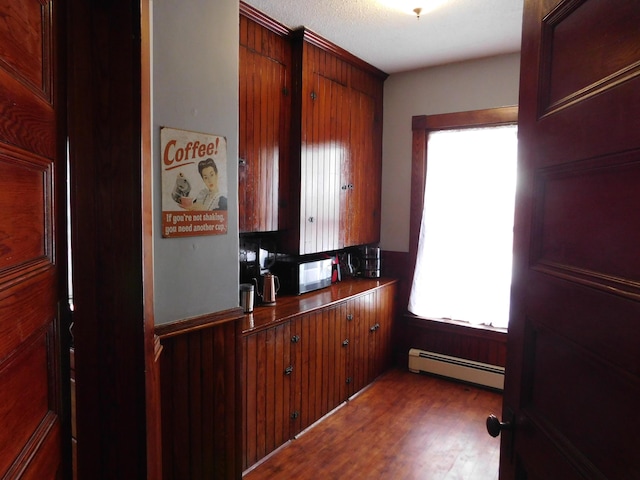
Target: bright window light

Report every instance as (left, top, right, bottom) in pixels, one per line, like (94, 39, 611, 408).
(408, 125, 517, 329)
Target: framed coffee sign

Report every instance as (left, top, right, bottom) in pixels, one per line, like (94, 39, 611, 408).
(160, 127, 228, 238)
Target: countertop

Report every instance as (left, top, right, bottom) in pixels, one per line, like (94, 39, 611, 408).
(241, 277, 398, 335)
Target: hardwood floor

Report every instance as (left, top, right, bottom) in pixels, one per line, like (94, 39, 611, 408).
(243, 368, 502, 479)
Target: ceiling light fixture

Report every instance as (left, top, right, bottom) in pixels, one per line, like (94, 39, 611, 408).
(413, 7, 422, 19)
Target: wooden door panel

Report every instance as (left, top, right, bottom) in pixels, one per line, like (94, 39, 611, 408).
(540, 0, 640, 112)
(239, 44, 287, 233)
(0, 149, 52, 277)
(344, 90, 379, 247)
(0, 1, 62, 477)
(503, 1, 640, 478)
(243, 322, 291, 468)
(300, 73, 345, 254)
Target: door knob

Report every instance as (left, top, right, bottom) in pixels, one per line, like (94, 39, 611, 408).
(486, 413, 512, 437)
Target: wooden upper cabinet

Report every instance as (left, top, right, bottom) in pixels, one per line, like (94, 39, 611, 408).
(239, 7, 291, 233)
(284, 29, 388, 255)
(239, 4, 386, 247)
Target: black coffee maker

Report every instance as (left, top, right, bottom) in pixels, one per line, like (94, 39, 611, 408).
(360, 245, 381, 278)
(239, 236, 277, 286)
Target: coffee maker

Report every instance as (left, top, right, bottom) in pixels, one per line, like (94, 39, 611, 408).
(360, 245, 381, 278)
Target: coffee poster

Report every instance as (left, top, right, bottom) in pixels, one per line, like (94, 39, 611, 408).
(161, 127, 228, 238)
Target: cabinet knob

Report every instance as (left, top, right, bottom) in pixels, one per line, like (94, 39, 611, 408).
(308, 216, 315, 223)
(346, 313, 353, 321)
(370, 325, 376, 332)
(284, 365, 293, 375)
(291, 411, 300, 420)
(342, 339, 349, 347)
(348, 184, 354, 190)
(346, 377, 352, 384)
(291, 335, 300, 343)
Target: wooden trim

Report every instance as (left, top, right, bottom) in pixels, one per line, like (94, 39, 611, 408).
(155, 307, 245, 339)
(290, 27, 389, 80)
(412, 106, 518, 131)
(239, 2, 291, 37)
(408, 106, 518, 312)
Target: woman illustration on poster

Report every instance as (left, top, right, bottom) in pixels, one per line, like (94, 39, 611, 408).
(181, 157, 227, 211)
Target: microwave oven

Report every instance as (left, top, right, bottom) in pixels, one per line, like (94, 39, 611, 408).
(273, 257, 333, 295)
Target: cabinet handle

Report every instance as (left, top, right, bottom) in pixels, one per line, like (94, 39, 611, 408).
(308, 216, 315, 223)
(348, 184, 354, 190)
(346, 377, 352, 384)
(342, 339, 349, 347)
(291, 411, 300, 420)
(284, 365, 293, 375)
(341, 184, 348, 190)
(370, 325, 376, 332)
(346, 313, 353, 321)
(376, 323, 381, 330)
(291, 335, 300, 343)
(238, 158, 247, 166)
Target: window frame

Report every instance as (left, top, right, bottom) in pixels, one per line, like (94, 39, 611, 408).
(408, 106, 518, 331)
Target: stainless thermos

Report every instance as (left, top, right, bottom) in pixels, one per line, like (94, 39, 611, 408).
(240, 283, 254, 313)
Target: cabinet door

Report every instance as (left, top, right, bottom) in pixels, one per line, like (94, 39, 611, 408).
(299, 74, 349, 254)
(238, 19, 290, 233)
(346, 283, 398, 397)
(243, 322, 291, 470)
(372, 282, 396, 379)
(346, 292, 374, 396)
(290, 310, 323, 436)
(342, 89, 381, 247)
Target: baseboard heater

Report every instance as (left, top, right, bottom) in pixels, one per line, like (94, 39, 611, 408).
(408, 348, 504, 390)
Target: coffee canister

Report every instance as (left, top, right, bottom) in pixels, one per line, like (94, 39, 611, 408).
(239, 283, 254, 313)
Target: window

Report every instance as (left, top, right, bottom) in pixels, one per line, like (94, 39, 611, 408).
(408, 108, 518, 330)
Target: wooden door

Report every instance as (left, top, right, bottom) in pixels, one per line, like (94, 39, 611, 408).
(0, 1, 65, 478)
(243, 322, 291, 470)
(239, 13, 291, 233)
(299, 73, 347, 254)
(343, 89, 380, 248)
(497, 1, 640, 478)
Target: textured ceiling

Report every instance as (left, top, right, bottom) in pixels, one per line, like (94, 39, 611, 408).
(243, 0, 524, 74)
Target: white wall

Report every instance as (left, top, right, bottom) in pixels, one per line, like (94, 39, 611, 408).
(152, 0, 239, 324)
(380, 53, 521, 252)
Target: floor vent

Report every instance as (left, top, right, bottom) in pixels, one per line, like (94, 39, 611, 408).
(408, 348, 504, 390)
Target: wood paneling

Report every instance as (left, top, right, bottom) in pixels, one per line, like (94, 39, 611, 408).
(159, 311, 243, 480)
(402, 316, 507, 368)
(239, 10, 291, 233)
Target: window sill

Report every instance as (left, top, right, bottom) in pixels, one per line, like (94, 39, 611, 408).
(403, 312, 507, 339)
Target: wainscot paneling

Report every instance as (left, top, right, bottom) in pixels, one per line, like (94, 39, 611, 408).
(156, 308, 244, 480)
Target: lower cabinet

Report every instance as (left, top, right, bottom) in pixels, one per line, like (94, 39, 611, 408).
(242, 282, 397, 471)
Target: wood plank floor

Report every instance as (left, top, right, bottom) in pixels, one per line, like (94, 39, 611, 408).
(244, 368, 502, 479)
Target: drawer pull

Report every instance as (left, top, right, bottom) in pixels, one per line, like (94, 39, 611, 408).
(342, 339, 349, 347)
(291, 335, 300, 343)
(284, 365, 293, 375)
